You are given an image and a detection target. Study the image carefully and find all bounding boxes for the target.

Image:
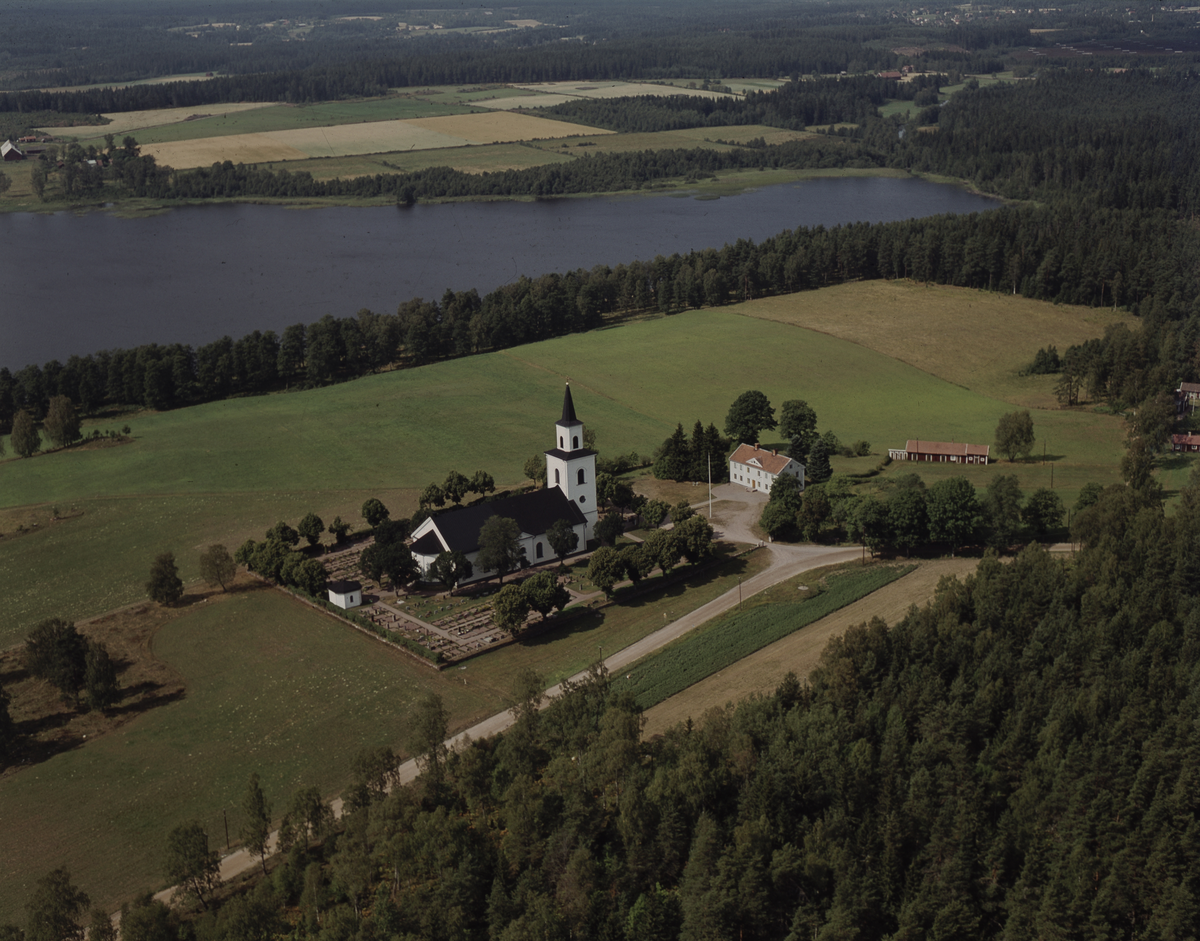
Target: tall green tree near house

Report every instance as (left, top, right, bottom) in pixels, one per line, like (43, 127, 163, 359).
(164, 822, 220, 910)
(360, 498, 389, 528)
(476, 515, 526, 584)
(430, 550, 473, 590)
(493, 583, 532, 636)
(724, 390, 776, 444)
(297, 513, 325, 547)
(545, 518, 579, 561)
(994, 410, 1035, 462)
(780, 399, 819, 460)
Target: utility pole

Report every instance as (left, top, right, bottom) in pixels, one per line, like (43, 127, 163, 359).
(708, 451, 713, 518)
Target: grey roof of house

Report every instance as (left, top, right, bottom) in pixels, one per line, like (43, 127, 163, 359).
(426, 488, 586, 554)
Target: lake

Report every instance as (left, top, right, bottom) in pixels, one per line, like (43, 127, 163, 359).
(0, 176, 998, 369)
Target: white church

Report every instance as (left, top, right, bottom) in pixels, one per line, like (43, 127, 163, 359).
(409, 384, 596, 583)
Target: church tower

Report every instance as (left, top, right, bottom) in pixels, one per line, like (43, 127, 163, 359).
(545, 383, 597, 539)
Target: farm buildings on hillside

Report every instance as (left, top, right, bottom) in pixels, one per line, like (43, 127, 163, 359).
(888, 440, 990, 465)
(729, 444, 805, 494)
(1, 140, 25, 161)
(408, 385, 594, 584)
(1178, 381, 1200, 411)
(1173, 433, 1200, 453)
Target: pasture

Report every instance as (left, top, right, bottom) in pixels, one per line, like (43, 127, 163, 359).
(0, 283, 1129, 642)
(511, 81, 734, 101)
(259, 142, 576, 180)
(0, 542, 768, 920)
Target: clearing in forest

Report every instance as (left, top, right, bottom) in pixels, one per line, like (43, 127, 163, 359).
(511, 80, 734, 101)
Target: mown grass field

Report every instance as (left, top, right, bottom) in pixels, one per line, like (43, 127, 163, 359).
(1, 282, 1131, 643)
(615, 562, 914, 710)
(260, 143, 577, 180)
(0, 545, 767, 920)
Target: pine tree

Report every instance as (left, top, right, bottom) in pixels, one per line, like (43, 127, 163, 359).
(84, 641, 119, 712)
(806, 438, 832, 484)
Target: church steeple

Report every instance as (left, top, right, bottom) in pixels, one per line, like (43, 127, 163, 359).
(561, 383, 578, 424)
(546, 383, 597, 539)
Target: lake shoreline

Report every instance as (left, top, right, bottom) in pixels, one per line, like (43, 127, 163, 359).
(0, 166, 1003, 218)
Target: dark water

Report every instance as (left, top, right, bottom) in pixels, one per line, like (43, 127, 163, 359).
(0, 177, 998, 369)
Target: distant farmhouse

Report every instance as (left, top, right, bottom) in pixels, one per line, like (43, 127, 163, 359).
(729, 443, 805, 494)
(888, 440, 990, 465)
(1178, 381, 1200, 412)
(1, 140, 25, 161)
(409, 385, 595, 583)
(1173, 433, 1200, 453)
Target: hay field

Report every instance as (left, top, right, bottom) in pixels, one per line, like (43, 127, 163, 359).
(474, 93, 587, 110)
(740, 281, 1134, 408)
(642, 557, 979, 736)
(87, 102, 279, 136)
(141, 132, 311, 166)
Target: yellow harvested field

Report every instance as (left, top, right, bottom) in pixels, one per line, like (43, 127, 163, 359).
(138, 112, 607, 169)
(404, 111, 611, 142)
(643, 558, 979, 737)
(92, 102, 279, 135)
(513, 80, 734, 100)
(141, 134, 311, 168)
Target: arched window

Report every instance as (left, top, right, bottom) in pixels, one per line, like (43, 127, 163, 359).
(572, 435, 579, 449)
(535, 543, 544, 559)
(577, 468, 585, 485)
(554, 469, 560, 484)
(559, 436, 563, 448)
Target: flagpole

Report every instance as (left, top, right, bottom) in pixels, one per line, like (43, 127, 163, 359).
(708, 451, 713, 518)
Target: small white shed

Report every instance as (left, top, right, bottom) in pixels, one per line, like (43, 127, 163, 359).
(327, 579, 362, 609)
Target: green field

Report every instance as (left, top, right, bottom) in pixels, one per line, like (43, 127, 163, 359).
(260, 141, 577, 180)
(616, 562, 914, 709)
(0, 290, 1131, 644)
(0, 546, 767, 920)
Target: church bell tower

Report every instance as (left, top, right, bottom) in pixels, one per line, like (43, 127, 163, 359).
(545, 383, 597, 539)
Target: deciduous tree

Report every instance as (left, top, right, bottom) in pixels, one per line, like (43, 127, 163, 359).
(42, 396, 81, 448)
(146, 552, 183, 606)
(642, 529, 682, 577)
(994, 410, 1035, 462)
(84, 641, 119, 712)
(545, 518, 579, 561)
(266, 521, 299, 547)
(409, 693, 450, 795)
(297, 513, 325, 547)
(329, 516, 352, 544)
(523, 454, 547, 488)
(927, 476, 982, 555)
(1024, 487, 1065, 538)
(11, 409, 40, 458)
(780, 399, 819, 458)
(676, 515, 715, 563)
(198, 544, 235, 591)
(587, 546, 626, 598)
(724, 390, 776, 444)
(240, 774, 272, 875)
(25, 618, 88, 706)
(983, 474, 1025, 548)
(805, 438, 832, 484)
(25, 868, 89, 941)
(493, 583, 532, 635)
(887, 486, 927, 556)
(443, 470, 470, 505)
(164, 822, 220, 910)
(477, 515, 526, 583)
(430, 550, 473, 590)
(360, 498, 389, 527)
(522, 571, 569, 620)
(470, 469, 496, 496)
(594, 510, 624, 546)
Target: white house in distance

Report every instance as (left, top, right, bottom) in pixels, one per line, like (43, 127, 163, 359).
(409, 384, 595, 583)
(729, 443, 805, 494)
(327, 579, 363, 609)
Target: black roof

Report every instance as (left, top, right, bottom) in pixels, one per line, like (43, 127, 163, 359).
(327, 579, 361, 594)
(545, 447, 597, 461)
(410, 531, 444, 556)
(560, 383, 581, 426)
(426, 488, 586, 554)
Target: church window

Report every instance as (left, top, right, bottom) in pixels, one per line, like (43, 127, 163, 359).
(559, 436, 563, 448)
(555, 469, 560, 484)
(577, 468, 585, 485)
(573, 435, 579, 449)
(536, 543, 544, 559)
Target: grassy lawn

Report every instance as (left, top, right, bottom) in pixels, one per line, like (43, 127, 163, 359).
(0, 545, 767, 920)
(2, 288, 1129, 641)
